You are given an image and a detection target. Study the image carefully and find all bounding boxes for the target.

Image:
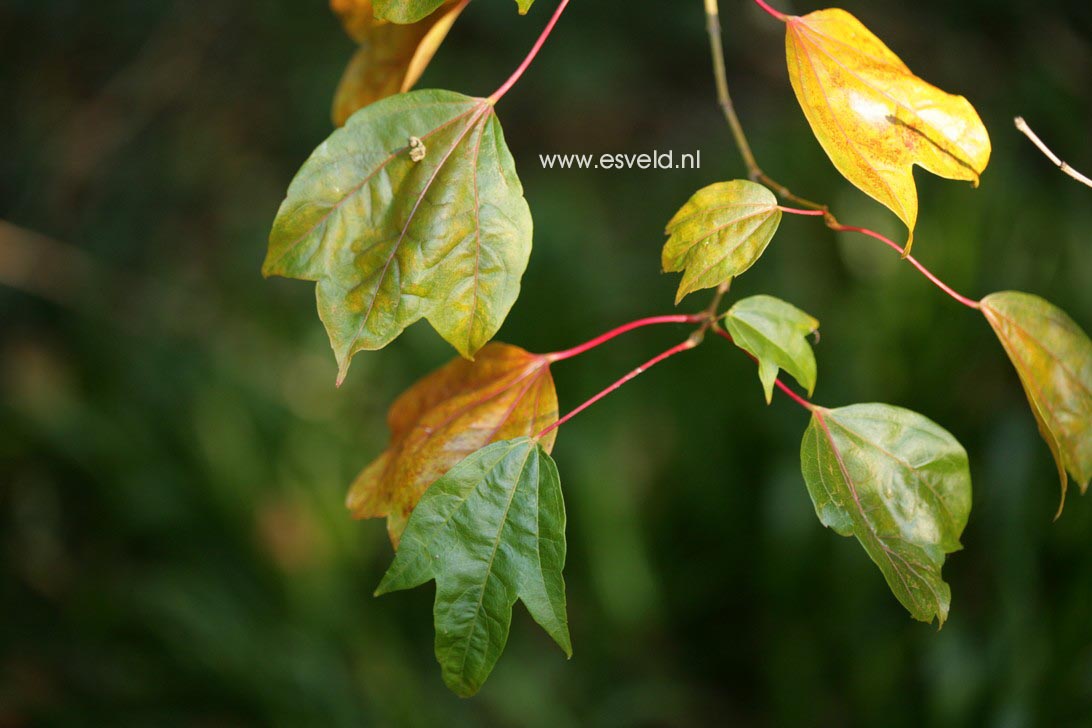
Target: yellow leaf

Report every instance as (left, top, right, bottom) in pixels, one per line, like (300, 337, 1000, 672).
(331, 0, 387, 43)
(347, 343, 558, 547)
(784, 8, 991, 254)
(331, 0, 466, 127)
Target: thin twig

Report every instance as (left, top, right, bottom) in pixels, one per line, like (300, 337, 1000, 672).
(1014, 116, 1092, 189)
(703, 0, 760, 177)
(703, 0, 827, 211)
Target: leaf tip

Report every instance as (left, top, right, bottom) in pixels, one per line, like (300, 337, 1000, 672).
(900, 230, 914, 258)
(1053, 479, 1068, 522)
(762, 385, 774, 406)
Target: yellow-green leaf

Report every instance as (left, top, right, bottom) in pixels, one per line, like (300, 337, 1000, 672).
(373, 0, 447, 24)
(725, 294, 819, 403)
(375, 0, 532, 23)
(801, 403, 972, 625)
(662, 180, 782, 303)
(784, 8, 991, 254)
(980, 291, 1092, 512)
(331, 0, 466, 127)
(263, 89, 533, 382)
(347, 343, 557, 546)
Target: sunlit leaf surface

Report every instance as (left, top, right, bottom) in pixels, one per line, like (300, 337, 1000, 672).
(662, 180, 781, 303)
(376, 437, 570, 697)
(784, 8, 991, 252)
(800, 403, 972, 624)
(264, 90, 532, 382)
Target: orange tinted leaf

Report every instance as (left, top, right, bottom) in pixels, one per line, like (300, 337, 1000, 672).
(347, 343, 558, 546)
(784, 8, 991, 253)
(981, 291, 1092, 514)
(332, 0, 466, 127)
(331, 0, 385, 43)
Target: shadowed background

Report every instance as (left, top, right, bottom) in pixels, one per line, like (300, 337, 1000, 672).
(3, 0, 1092, 724)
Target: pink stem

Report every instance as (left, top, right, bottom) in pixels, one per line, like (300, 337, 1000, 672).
(772, 376, 816, 411)
(753, 0, 788, 21)
(489, 0, 571, 103)
(778, 206, 825, 216)
(545, 314, 703, 363)
(777, 207, 981, 310)
(830, 224, 981, 310)
(537, 339, 697, 439)
(713, 329, 815, 412)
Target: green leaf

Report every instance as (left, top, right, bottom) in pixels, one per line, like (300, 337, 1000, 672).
(800, 404, 972, 625)
(662, 180, 782, 303)
(980, 291, 1092, 512)
(373, 0, 445, 24)
(374, 0, 533, 23)
(376, 437, 570, 697)
(263, 89, 532, 383)
(348, 343, 558, 547)
(725, 294, 819, 403)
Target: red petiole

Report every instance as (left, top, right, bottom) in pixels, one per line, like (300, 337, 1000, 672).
(537, 337, 699, 440)
(712, 329, 815, 412)
(489, 0, 571, 103)
(778, 208, 982, 310)
(752, 0, 788, 21)
(545, 314, 703, 363)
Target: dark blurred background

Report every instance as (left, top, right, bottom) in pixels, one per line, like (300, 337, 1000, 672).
(3, 0, 1092, 724)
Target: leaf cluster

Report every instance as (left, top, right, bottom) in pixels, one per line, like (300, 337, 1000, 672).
(264, 0, 1092, 696)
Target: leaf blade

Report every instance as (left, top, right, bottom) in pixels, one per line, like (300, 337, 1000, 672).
(373, 0, 446, 24)
(331, 0, 467, 127)
(347, 343, 558, 546)
(662, 180, 782, 303)
(980, 291, 1092, 509)
(264, 89, 533, 381)
(725, 294, 820, 403)
(376, 437, 570, 697)
(800, 403, 972, 625)
(784, 8, 991, 252)
(374, 0, 530, 23)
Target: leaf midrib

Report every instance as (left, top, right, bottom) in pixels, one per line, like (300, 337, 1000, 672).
(266, 99, 478, 273)
(789, 24, 910, 224)
(814, 411, 942, 612)
(355, 103, 493, 347)
(452, 443, 536, 684)
(793, 21, 982, 176)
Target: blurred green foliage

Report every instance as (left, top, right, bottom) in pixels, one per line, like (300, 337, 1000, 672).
(3, 0, 1092, 724)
